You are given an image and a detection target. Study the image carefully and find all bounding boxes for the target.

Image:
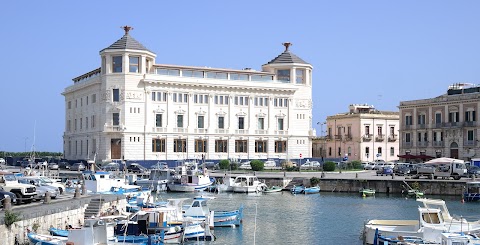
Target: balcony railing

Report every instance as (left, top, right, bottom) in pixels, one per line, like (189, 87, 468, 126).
(451, 122, 461, 127)
(388, 134, 397, 142)
(418, 124, 427, 129)
(417, 141, 428, 147)
(152, 127, 167, 133)
(464, 140, 476, 146)
(404, 125, 412, 130)
(362, 134, 372, 141)
(104, 124, 124, 132)
(464, 121, 477, 127)
(433, 141, 444, 147)
(375, 134, 385, 142)
(255, 129, 268, 134)
(403, 142, 413, 148)
(335, 135, 342, 140)
(216, 129, 227, 134)
(344, 135, 353, 141)
(275, 130, 287, 135)
(194, 129, 208, 134)
(326, 135, 333, 140)
(174, 128, 187, 133)
(236, 129, 248, 134)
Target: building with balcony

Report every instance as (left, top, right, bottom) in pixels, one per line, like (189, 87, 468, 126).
(323, 104, 400, 162)
(62, 27, 314, 164)
(398, 83, 480, 161)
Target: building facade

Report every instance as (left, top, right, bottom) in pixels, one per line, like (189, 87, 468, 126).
(398, 83, 480, 161)
(322, 104, 400, 162)
(62, 27, 314, 164)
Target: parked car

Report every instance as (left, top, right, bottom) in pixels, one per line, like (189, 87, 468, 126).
(364, 162, 376, 170)
(18, 178, 59, 200)
(150, 162, 169, 170)
(127, 163, 148, 173)
(48, 162, 59, 170)
(199, 162, 217, 170)
(393, 165, 411, 176)
(468, 166, 480, 177)
(102, 162, 120, 171)
(0, 187, 17, 206)
(376, 166, 394, 176)
(238, 161, 252, 170)
(374, 162, 386, 170)
(70, 162, 86, 171)
(58, 161, 71, 170)
(300, 160, 321, 169)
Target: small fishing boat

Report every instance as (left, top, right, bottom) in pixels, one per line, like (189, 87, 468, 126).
(290, 185, 305, 194)
(231, 175, 267, 193)
(463, 181, 480, 202)
(263, 186, 283, 193)
(360, 188, 376, 197)
(48, 227, 68, 237)
(27, 233, 68, 245)
(407, 189, 424, 198)
(303, 186, 320, 194)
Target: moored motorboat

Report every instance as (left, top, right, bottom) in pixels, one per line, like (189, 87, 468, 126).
(360, 188, 376, 197)
(27, 233, 68, 245)
(290, 185, 305, 194)
(263, 185, 283, 193)
(304, 186, 320, 194)
(231, 175, 267, 193)
(167, 163, 213, 192)
(407, 189, 424, 198)
(463, 181, 480, 202)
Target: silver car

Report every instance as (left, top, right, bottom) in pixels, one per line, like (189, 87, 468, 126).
(18, 178, 59, 200)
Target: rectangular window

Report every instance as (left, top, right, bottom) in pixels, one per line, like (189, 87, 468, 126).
(86, 117, 88, 129)
(177, 115, 184, 128)
(86, 96, 89, 105)
(255, 140, 267, 153)
(74, 119, 77, 130)
(278, 118, 284, 130)
(156, 68, 180, 76)
(235, 140, 248, 153)
(390, 126, 395, 135)
(67, 120, 71, 132)
(68, 101, 71, 109)
(230, 73, 248, 81)
(112, 113, 120, 126)
(198, 116, 204, 128)
(277, 69, 290, 82)
(112, 56, 123, 73)
(215, 140, 227, 153)
(152, 139, 166, 152)
(405, 115, 412, 125)
(155, 114, 162, 127)
(435, 113, 442, 124)
(365, 125, 370, 135)
(174, 139, 187, 152)
(405, 133, 411, 142)
(418, 114, 426, 125)
(129, 56, 139, 73)
(296, 69, 305, 84)
(377, 126, 382, 135)
(92, 94, 96, 103)
(218, 116, 225, 129)
(238, 117, 245, 129)
(390, 147, 394, 156)
(91, 115, 95, 128)
(195, 139, 207, 152)
(113, 89, 120, 102)
(258, 118, 264, 130)
(378, 147, 382, 155)
(468, 130, 474, 141)
(274, 141, 286, 153)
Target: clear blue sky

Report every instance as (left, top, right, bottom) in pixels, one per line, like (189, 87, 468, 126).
(1, 1, 479, 152)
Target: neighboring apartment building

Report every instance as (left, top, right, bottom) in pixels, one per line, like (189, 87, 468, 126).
(398, 83, 480, 161)
(62, 27, 314, 164)
(322, 104, 400, 162)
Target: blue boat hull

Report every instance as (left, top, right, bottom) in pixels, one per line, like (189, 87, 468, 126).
(463, 192, 480, 202)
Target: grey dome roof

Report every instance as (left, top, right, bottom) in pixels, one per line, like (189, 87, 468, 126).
(265, 42, 309, 65)
(100, 26, 153, 53)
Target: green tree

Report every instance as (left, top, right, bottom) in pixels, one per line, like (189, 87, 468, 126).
(310, 177, 320, 186)
(323, 161, 336, 171)
(351, 160, 362, 170)
(250, 160, 264, 171)
(218, 159, 230, 170)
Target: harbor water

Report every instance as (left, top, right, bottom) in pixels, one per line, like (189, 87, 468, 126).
(159, 191, 480, 244)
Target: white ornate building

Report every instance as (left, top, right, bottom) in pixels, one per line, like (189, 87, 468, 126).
(62, 27, 314, 164)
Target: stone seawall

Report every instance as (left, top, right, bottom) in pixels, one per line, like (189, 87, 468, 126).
(0, 194, 126, 245)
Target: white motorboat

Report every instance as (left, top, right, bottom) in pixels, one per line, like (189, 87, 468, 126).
(167, 163, 213, 192)
(231, 175, 267, 193)
(364, 198, 480, 244)
(134, 167, 174, 192)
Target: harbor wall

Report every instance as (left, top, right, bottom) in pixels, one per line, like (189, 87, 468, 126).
(0, 194, 126, 245)
(252, 177, 466, 196)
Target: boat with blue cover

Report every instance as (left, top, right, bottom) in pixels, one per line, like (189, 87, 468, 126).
(303, 186, 320, 194)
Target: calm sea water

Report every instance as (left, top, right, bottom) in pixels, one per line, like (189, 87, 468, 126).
(157, 191, 480, 245)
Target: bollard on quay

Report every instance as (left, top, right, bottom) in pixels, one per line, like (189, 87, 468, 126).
(44, 191, 51, 204)
(81, 183, 87, 195)
(3, 195, 12, 211)
(74, 187, 80, 199)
